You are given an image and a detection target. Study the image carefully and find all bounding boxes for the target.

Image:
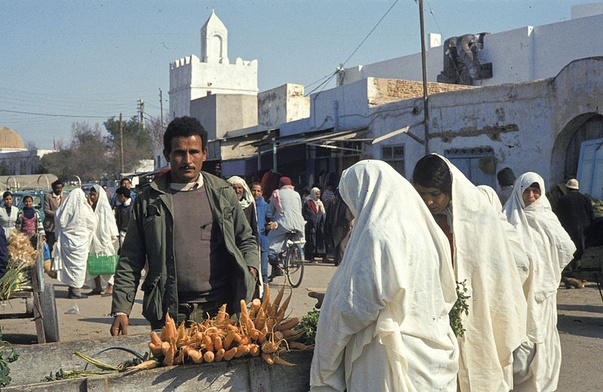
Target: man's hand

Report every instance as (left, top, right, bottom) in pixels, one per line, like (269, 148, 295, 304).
(249, 266, 258, 278)
(110, 314, 128, 336)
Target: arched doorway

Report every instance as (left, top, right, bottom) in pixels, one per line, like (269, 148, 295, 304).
(551, 113, 603, 184)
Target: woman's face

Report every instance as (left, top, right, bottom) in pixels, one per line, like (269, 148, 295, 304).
(232, 184, 244, 201)
(522, 184, 541, 207)
(89, 190, 99, 205)
(23, 197, 33, 208)
(414, 184, 451, 215)
(3, 195, 12, 207)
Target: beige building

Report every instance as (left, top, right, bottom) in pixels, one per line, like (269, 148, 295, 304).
(0, 127, 54, 175)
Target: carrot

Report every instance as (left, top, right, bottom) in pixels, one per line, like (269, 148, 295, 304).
(215, 303, 228, 324)
(275, 291, 293, 323)
(249, 328, 260, 341)
(162, 338, 176, 366)
(261, 340, 279, 354)
(284, 328, 306, 341)
(277, 317, 299, 332)
(288, 341, 311, 351)
(186, 348, 204, 364)
(150, 331, 163, 346)
(234, 344, 250, 358)
(261, 352, 274, 365)
(148, 342, 162, 357)
(255, 307, 267, 330)
(203, 334, 214, 352)
(215, 348, 225, 362)
(248, 343, 260, 357)
(223, 347, 237, 361)
(260, 285, 271, 314)
(223, 330, 237, 350)
(271, 284, 286, 315)
(249, 298, 262, 319)
(161, 341, 171, 356)
(203, 351, 215, 363)
(273, 356, 296, 367)
(163, 312, 177, 341)
(213, 335, 223, 351)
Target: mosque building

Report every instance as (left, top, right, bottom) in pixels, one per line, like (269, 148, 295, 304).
(0, 127, 54, 175)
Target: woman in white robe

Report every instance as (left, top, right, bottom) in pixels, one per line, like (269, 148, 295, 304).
(412, 154, 527, 392)
(310, 160, 459, 392)
(88, 184, 119, 295)
(54, 188, 97, 298)
(503, 172, 575, 391)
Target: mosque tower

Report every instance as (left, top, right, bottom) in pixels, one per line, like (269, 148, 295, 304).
(169, 10, 258, 119)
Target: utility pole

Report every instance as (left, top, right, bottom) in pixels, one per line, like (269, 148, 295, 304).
(419, 0, 429, 155)
(119, 113, 125, 175)
(138, 99, 145, 130)
(159, 89, 164, 128)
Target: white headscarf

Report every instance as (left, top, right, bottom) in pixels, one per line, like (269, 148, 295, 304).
(436, 155, 527, 392)
(310, 187, 325, 215)
(227, 176, 254, 210)
(89, 184, 118, 257)
(503, 172, 575, 304)
(311, 160, 458, 391)
(53, 189, 97, 288)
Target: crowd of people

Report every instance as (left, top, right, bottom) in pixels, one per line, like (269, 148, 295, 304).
(0, 116, 597, 391)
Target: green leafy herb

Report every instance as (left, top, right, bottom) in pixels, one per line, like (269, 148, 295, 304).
(0, 328, 19, 387)
(296, 309, 320, 345)
(450, 280, 470, 337)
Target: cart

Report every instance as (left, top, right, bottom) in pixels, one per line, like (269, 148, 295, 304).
(0, 233, 60, 343)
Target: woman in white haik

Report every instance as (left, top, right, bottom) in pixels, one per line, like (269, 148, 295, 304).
(54, 188, 97, 298)
(310, 160, 459, 392)
(503, 172, 575, 391)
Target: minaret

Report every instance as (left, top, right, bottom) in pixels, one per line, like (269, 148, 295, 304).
(201, 9, 229, 64)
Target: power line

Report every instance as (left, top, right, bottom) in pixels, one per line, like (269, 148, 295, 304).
(0, 109, 110, 119)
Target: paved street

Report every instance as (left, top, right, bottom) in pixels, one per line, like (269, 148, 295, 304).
(1, 261, 603, 391)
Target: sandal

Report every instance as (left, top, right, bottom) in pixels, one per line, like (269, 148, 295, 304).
(85, 290, 103, 296)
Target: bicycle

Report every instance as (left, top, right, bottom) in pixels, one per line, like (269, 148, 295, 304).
(279, 231, 306, 288)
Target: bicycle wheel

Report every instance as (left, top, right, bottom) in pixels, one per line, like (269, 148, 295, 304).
(285, 244, 305, 288)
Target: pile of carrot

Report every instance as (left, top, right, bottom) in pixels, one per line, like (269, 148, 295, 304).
(147, 284, 312, 367)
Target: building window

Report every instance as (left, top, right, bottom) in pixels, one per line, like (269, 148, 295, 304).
(382, 144, 405, 176)
(444, 147, 496, 187)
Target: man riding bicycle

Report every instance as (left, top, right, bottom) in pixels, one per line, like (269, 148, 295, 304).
(266, 177, 306, 281)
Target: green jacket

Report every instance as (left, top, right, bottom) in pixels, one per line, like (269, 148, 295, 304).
(111, 172, 259, 327)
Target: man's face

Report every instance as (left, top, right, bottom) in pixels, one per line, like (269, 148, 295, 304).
(52, 184, 63, 196)
(232, 183, 244, 201)
(251, 184, 263, 200)
(164, 135, 207, 184)
(116, 193, 126, 204)
(121, 180, 132, 189)
(413, 184, 451, 216)
(3, 195, 12, 207)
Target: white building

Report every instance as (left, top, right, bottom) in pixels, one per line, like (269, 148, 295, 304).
(0, 127, 54, 175)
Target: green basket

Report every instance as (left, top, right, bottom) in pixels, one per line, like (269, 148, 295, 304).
(87, 255, 118, 275)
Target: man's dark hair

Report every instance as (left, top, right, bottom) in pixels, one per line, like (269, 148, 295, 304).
(115, 186, 131, 199)
(497, 167, 515, 187)
(163, 116, 208, 152)
(412, 154, 452, 197)
(120, 178, 131, 186)
(250, 182, 262, 189)
(51, 179, 63, 188)
(2, 191, 12, 199)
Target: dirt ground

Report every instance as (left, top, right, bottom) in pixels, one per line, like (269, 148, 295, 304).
(1, 263, 603, 391)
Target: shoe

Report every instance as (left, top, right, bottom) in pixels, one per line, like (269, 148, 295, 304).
(102, 291, 114, 298)
(68, 288, 88, 299)
(85, 290, 103, 296)
(268, 267, 283, 281)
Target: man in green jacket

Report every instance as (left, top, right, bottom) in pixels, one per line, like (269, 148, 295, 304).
(110, 116, 259, 334)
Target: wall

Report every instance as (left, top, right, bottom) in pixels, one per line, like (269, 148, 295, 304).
(257, 84, 310, 128)
(340, 6, 603, 87)
(190, 94, 258, 141)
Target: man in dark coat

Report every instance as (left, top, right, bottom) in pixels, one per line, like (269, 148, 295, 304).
(556, 179, 594, 271)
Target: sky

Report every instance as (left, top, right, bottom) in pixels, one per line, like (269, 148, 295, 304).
(0, 0, 597, 150)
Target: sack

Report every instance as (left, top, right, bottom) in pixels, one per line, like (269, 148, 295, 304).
(87, 254, 118, 276)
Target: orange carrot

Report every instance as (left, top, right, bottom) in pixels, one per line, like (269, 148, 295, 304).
(261, 352, 274, 365)
(215, 348, 225, 362)
(223, 347, 237, 361)
(203, 351, 215, 363)
(277, 317, 299, 332)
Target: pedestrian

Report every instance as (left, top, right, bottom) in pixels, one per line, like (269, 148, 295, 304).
(0, 191, 18, 238)
(302, 187, 326, 261)
(113, 186, 132, 252)
(497, 167, 516, 205)
(555, 178, 594, 272)
(110, 116, 259, 335)
(43, 179, 64, 252)
(310, 160, 459, 391)
(87, 185, 119, 296)
(227, 176, 258, 241)
(323, 189, 353, 266)
(412, 153, 527, 392)
(15, 194, 44, 246)
(54, 188, 97, 299)
(250, 182, 270, 297)
(503, 172, 575, 391)
(266, 177, 306, 281)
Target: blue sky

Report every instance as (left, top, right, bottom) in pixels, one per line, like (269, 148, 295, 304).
(0, 0, 595, 150)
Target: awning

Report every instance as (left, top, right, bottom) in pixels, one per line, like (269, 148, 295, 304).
(256, 127, 371, 152)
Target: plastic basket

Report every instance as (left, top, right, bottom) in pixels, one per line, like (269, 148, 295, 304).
(87, 255, 118, 275)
